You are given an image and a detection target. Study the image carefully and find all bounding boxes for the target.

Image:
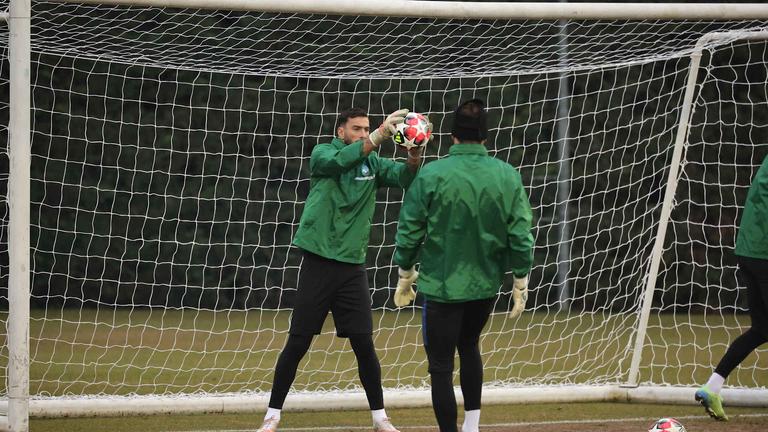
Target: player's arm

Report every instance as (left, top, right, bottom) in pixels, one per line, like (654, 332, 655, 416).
(395, 173, 431, 267)
(405, 146, 423, 173)
(507, 172, 534, 275)
(375, 149, 423, 188)
(310, 109, 408, 176)
(310, 142, 369, 176)
(507, 171, 535, 318)
(393, 173, 432, 306)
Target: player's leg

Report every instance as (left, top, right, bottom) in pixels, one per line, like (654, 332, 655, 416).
(349, 332, 398, 431)
(257, 251, 336, 431)
(256, 333, 314, 431)
(456, 298, 494, 432)
(696, 255, 768, 421)
(267, 334, 314, 410)
(331, 262, 398, 432)
(348, 333, 383, 410)
(423, 299, 464, 432)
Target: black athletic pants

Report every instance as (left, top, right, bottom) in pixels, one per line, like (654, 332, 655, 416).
(268, 251, 383, 410)
(422, 298, 494, 432)
(715, 256, 768, 378)
(268, 333, 384, 410)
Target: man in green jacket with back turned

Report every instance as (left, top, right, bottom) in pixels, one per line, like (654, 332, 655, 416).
(393, 99, 534, 432)
(256, 107, 427, 432)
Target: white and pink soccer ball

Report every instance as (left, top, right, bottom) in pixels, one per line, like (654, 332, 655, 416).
(648, 417, 687, 432)
(393, 112, 431, 149)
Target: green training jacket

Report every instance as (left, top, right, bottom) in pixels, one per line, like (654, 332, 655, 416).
(394, 143, 534, 302)
(293, 138, 416, 264)
(735, 154, 768, 260)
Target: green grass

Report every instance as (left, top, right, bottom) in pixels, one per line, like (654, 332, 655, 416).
(0, 309, 766, 431)
(29, 403, 768, 432)
(0, 308, 765, 398)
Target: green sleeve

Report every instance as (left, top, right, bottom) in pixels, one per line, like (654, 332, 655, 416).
(376, 156, 416, 188)
(394, 173, 431, 269)
(508, 173, 534, 277)
(310, 141, 366, 176)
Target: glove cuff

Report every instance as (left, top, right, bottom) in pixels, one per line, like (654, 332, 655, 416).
(513, 275, 529, 291)
(398, 266, 415, 278)
(368, 128, 383, 147)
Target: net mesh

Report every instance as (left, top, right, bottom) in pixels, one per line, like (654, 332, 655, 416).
(0, 2, 765, 400)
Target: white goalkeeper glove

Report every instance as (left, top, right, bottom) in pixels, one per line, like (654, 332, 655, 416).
(509, 275, 529, 319)
(369, 108, 408, 147)
(394, 267, 418, 307)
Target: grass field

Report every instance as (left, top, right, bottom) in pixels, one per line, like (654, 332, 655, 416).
(1, 308, 767, 430)
(30, 402, 768, 431)
(7, 308, 766, 396)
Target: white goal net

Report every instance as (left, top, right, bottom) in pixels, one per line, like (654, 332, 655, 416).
(0, 0, 767, 415)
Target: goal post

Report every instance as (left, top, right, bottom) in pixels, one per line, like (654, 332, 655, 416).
(626, 28, 768, 389)
(4, 0, 31, 431)
(1, 1, 768, 427)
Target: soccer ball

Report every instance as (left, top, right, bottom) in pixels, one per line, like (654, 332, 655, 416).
(648, 418, 686, 432)
(393, 112, 431, 149)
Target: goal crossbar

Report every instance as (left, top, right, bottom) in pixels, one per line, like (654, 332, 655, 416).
(48, 0, 768, 20)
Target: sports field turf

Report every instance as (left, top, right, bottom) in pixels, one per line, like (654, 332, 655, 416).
(2, 309, 766, 430)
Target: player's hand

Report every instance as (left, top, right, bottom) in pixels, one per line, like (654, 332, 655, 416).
(509, 275, 528, 319)
(394, 267, 418, 307)
(369, 109, 408, 147)
(406, 145, 423, 171)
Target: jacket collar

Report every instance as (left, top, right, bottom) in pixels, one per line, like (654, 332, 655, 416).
(449, 143, 488, 156)
(330, 137, 366, 149)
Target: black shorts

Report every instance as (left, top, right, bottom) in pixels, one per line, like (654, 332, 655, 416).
(289, 250, 373, 338)
(737, 255, 768, 337)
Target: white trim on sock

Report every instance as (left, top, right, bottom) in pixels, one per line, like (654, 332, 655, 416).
(462, 409, 481, 432)
(372, 408, 388, 423)
(265, 407, 281, 421)
(706, 372, 725, 394)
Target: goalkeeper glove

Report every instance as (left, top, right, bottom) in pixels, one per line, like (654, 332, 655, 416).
(509, 275, 528, 319)
(369, 108, 408, 147)
(394, 267, 418, 307)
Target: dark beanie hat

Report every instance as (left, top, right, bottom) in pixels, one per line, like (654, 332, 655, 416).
(451, 99, 488, 142)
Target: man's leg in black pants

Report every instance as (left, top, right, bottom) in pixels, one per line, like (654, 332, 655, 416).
(715, 256, 768, 378)
(423, 300, 462, 432)
(457, 299, 493, 410)
(268, 333, 314, 409)
(456, 299, 493, 432)
(696, 256, 768, 422)
(349, 333, 385, 410)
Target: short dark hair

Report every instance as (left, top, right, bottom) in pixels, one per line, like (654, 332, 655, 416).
(336, 108, 368, 129)
(451, 99, 488, 142)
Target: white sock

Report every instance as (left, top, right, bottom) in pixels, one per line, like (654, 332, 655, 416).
(706, 372, 725, 394)
(462, 409, 481, 432)
(372, 408, 388, 423)
(265, 407, 281, 421)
